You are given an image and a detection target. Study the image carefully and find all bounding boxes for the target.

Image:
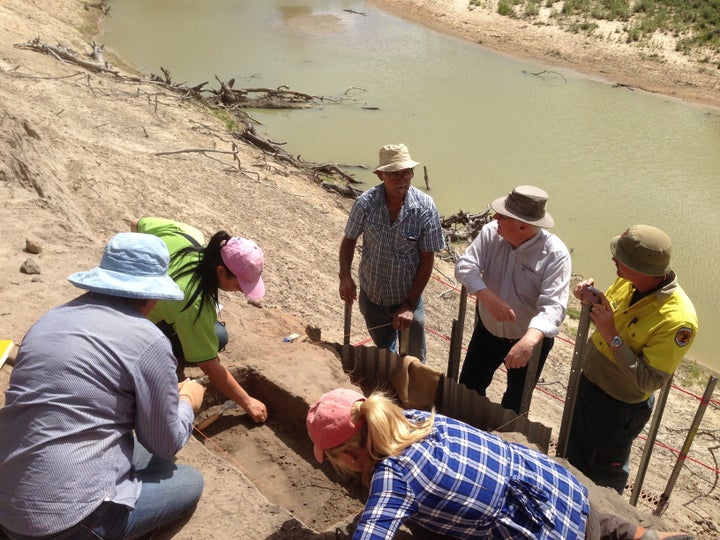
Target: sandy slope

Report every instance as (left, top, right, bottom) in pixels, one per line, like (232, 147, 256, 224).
(1, 1, 718, 538)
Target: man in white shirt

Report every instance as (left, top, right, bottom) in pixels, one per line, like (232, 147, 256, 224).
(454, 185, 571, 413)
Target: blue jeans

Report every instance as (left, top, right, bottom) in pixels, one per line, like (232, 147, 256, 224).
(1, 443, 203, 540)
(358, 289, 426, 362)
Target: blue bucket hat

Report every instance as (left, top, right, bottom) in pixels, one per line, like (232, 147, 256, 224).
(68, 232, 184, 301)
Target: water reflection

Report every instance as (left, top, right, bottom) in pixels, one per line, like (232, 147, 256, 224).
(102, 0, 720, 369)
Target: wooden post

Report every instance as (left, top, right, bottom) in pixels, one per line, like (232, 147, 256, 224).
(423, 165, 430, 190)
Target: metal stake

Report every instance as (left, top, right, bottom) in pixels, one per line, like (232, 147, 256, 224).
(447, 285, 469, 380)
(629, 374, 674, 506)
(653, 375, 718, 516)
(343, 301, 352, 346)
(342, 301, 353, 369)
(518, 342, 542, 417)
(399, 328, 410, 357)
(555, 303, 591, 458)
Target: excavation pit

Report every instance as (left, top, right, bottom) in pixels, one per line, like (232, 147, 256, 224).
(192, 368, 367, 536)
(188, 343, 555, 538)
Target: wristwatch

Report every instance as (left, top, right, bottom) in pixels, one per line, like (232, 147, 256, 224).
(609, 335, 623, 349)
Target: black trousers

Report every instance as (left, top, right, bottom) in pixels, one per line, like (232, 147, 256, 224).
(567, 374, 653, 494)
(459, 320, 553, 413)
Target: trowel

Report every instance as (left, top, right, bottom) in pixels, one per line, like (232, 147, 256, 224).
(195, 399, 237, 431)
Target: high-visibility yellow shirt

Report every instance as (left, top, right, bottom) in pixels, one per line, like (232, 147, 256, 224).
(583, 275, 698, 403)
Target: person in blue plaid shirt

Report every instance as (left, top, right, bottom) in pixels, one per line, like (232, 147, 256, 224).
(339, 144, 445, 362)
(306, 388, 694, 540)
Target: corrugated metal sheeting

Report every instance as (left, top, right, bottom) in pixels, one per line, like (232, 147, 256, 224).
(340, 344, 552, 452)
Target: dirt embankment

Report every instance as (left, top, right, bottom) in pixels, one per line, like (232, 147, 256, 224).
(370, 0, 720, 111)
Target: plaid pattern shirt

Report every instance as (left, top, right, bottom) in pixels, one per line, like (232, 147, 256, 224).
(345, 185, 445, 306)
(354, 411, 588, 540)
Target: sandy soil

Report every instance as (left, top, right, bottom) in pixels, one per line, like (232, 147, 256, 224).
(369, 0, 720, 112)
(0, 1, 718, 538)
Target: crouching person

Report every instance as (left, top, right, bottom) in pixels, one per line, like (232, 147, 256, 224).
(307, 388, 694, 540)
(0, 232, 206, 540)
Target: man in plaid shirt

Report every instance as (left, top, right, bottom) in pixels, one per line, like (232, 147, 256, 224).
(339, 144, 445, 361)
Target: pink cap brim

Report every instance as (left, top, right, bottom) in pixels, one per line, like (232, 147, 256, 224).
(239, 275, 265, 300)
(313, 443, 325, 463)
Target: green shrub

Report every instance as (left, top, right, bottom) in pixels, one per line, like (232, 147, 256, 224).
(498, 0, 514, 16)
(525, 1, 540, 16)
(551, 0, 720, 53)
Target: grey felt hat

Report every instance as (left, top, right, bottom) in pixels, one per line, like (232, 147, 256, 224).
(491, 185, 554, 228)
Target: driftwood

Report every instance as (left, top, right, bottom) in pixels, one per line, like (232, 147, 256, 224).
(212, 77, 320, 109)
(237, 125, 364, 194)
(215, 76, 238, 105)
(13, 37, 380, 201)
(82, 2, 111, 15)
(523, 69, 567, 83)
(321, 181, 363, 198)
(16, 38, 119, 75)
(441, 207, 493, 242)
(312, 163, 362, 184)
(237, 125, 297, 164)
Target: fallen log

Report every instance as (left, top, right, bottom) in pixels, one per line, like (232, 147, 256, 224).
(321, 181, 362, 198)
(15, 38, 119, 75)
(311, 163, 362, 184)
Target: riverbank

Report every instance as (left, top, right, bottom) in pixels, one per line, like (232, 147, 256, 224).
(370, 0, 720, 111)
(1, 1, 718, 538)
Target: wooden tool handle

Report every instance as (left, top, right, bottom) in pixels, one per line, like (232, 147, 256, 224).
(195, 411, 222, 431)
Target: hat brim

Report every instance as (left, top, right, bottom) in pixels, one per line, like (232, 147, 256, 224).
(68, 267, 184, 301)
(238, 275, 265, 301)
(374, 159, 420, 173)
(313, 443, 325, 463)
(491, 196, 554, 228)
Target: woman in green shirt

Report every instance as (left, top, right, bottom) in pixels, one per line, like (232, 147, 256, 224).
(132, 217, 268, 423)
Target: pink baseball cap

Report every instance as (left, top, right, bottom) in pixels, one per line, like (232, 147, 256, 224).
(306, 388, 366, 463)
(220, 237, 265, 300)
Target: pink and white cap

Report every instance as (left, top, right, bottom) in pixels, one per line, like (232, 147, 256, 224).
(220, 237, 265, 300)
(306, 388, 367, 463)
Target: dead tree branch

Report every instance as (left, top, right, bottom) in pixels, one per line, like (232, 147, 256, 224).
(15, 38, 119, 75)
(311, 163, 362, 184)
(441, 207, 493, 243)
(155, 148, 240, 157)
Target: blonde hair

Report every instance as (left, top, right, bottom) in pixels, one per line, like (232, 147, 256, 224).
(325, 391, 434, 484)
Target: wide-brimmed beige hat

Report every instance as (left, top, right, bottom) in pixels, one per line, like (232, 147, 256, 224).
(610, 224, 672, 276)
(491, 185, 554, 228)
(373, 143, 420, 173)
